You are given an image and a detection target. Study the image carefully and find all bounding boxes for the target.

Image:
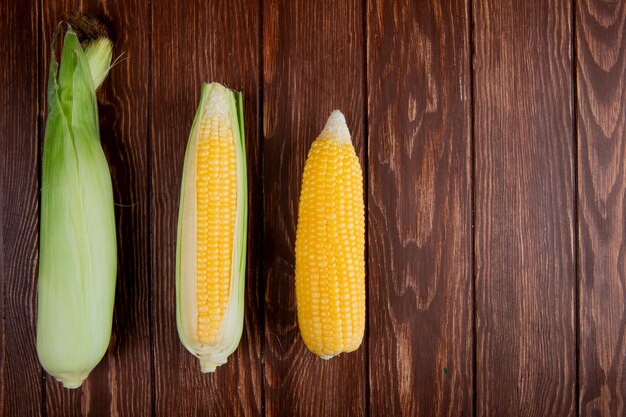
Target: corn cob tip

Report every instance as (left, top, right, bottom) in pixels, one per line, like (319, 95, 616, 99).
(205, 83, 230, 116)
(322, 110, 351, 144)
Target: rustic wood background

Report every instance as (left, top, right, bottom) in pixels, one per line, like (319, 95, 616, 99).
(1, 0, 625, 416)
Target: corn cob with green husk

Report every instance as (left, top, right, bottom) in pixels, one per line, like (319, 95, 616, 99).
(295, 110, 365, 359)
(36, 15, 116, 389)
(176, 83, 248, 372)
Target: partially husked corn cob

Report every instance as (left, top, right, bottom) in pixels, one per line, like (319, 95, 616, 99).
(36, 17, 116, 389)
(295, 110, 365, 359)
(176, 83, 247, 372)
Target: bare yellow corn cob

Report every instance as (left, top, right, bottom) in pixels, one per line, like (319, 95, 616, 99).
(295, 110, 366, 359)
(177, 83, 247, 372)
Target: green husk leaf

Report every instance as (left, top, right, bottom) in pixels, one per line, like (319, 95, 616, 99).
(36, 22, 116, 389)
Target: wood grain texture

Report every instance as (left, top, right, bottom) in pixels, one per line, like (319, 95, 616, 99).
(150, 1, 262, 416)
(262, 1, 366, 416)
(366, 0, 473, 415)
(39, 1, 152, 416)
(0, 0, 42, 416)
(576, 1, 626, 416)
(6, 1, 626, 415)
(473, 0, 576, 416)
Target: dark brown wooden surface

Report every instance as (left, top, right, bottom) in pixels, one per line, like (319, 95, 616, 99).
(1, 0, 625, 416)
(367, 0, 472, 415)
(473, 0, 577, 416)
(0, 1, 41, 416)
(576, 1, 626, 416)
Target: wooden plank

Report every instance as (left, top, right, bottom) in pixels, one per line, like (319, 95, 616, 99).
(150, 1, 262, 416)
(262, 1, 366, 416)
(40, 2, 152, 415)
(576, 1, 626, 416)
(473, 0, 576, 416)
(366, 0, 472, 415)
(0, 0, 42, 415)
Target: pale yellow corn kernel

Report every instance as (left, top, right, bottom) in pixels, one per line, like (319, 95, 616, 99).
(295, 110, 366, 359)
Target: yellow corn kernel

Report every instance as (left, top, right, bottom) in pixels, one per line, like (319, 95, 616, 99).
(295, 110, 366, 359)
(194, 112, 237, 345)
